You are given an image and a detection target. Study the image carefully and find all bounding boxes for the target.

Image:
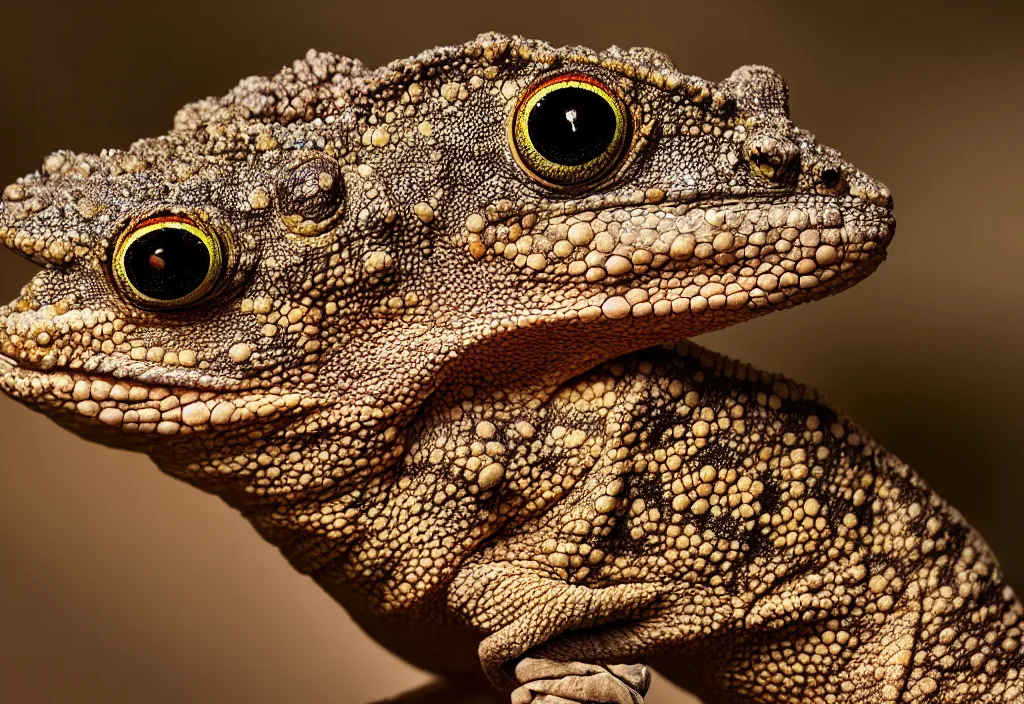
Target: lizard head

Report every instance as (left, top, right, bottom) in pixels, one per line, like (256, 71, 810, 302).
(0, 34, 893, 496)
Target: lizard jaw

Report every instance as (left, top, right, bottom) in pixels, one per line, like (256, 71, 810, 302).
(0, 359, 311, 443)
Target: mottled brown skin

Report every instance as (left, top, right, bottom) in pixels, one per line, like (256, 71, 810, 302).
(0, 34, 1020, 703)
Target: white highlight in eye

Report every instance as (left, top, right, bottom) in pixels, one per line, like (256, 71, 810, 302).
(565, 108, 578, 132)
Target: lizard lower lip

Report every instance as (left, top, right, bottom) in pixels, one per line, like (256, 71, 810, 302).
(0, 353, 16, 368)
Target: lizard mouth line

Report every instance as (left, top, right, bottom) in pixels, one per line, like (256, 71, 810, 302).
(0, 354, 240, 402)
(0, 355, 314, 437)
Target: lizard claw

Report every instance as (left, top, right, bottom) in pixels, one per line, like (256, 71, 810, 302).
(510, 657, 650, 704)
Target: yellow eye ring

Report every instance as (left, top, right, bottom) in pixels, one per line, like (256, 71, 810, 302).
(113, 216, 224, 309)
(512, 73, 630, 187)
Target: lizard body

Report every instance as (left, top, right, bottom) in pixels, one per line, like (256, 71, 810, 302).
(0, 34, 1019, 703)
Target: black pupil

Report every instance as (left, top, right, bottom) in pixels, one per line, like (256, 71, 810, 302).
(124, 226, 211, 301)
(527, 85, 617, 166)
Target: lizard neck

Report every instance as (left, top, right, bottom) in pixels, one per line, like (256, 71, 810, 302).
(234, 367, 592, 612)
(148, 319, 696, 608)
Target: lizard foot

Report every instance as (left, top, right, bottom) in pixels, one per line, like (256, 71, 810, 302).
(510, 657, 650, 704)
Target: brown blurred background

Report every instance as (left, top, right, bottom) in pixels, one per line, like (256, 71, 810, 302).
(0, 1, 1021, 702)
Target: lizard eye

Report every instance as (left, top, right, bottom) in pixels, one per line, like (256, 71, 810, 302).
(113, 216, 224, 309)
(512, 73, 630, 187)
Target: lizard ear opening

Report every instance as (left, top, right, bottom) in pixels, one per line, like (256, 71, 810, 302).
(511, 73, 631, 188)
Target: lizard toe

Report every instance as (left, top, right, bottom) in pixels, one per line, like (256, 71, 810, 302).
(511, 657, 648, 704)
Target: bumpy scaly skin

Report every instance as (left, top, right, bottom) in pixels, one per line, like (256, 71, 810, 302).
(0, 34, 1018, 703)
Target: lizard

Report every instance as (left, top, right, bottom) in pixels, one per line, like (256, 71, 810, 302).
(0, 32, 1021, 704)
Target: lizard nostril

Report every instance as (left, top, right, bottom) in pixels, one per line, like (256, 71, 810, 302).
(814, 161, 847, 195)
(820, 167, 842, 190)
